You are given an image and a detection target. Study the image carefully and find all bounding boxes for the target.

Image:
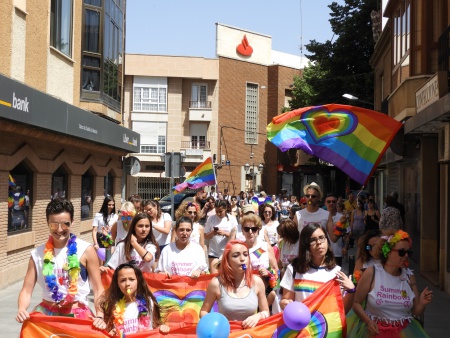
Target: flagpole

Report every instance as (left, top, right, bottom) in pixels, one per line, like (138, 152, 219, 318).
(170, 150, 175, 220)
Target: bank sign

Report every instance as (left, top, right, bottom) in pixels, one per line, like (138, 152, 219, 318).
(0, 74, 139, 153)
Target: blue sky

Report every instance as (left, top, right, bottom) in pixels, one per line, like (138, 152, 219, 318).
(126, 0, 344, 58)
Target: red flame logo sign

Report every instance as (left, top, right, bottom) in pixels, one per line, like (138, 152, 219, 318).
(236, 34, 253, 56)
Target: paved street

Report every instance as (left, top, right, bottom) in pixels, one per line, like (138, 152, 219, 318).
(1, 249, 449, 337)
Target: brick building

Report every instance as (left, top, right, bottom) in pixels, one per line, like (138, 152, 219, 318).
(0, 1, 139, 287)
(370, 0, 449, 292)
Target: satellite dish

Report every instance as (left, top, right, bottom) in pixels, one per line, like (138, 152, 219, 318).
(124, 156, 141, 176)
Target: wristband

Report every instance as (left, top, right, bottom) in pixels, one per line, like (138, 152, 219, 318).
(346, 287, 356, 293)
(142, 251, 149, 259)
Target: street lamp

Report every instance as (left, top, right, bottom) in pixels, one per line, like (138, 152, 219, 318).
(342, 93, 374, 108)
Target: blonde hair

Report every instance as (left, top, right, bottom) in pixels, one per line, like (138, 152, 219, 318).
(119, 201, 136, 213)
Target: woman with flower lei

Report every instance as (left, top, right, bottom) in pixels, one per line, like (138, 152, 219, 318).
(111, 202, 136, 245)
(350, 229, 433, 337)
(16, 199, 106, 331)
(92, 196, 118, 261)
(99, 263, 169, 336)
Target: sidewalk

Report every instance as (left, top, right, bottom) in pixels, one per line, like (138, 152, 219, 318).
(1, 254, 449, 337)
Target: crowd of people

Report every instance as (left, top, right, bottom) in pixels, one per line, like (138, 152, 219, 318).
(15, 182, 433, 337)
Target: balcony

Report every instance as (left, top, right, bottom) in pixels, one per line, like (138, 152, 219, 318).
(180, 141, 211, 162)
(189, 101, 212, 122)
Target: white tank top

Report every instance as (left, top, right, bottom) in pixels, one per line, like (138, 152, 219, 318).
(31, 237, 91, 305)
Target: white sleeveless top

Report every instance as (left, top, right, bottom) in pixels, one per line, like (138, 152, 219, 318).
(366, 264, 415, 323)
(31, 237, 91, 305)
(249, 241, 270, 270)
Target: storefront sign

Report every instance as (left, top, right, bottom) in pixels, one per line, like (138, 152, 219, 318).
(185, 148, 204, 156)
(0, 74, 140, 152)
(416, 72, 447, 113)
(236, 34, 253, 56)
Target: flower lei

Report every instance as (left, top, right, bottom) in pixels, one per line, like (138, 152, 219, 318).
(43, 234, 80, 303)
(113, 295, 150, 332)
(99, 232, 114, 248)
(333, 218, 349, 237)
(352, 269, 362, 284)
(381, 230, 411, 257)
(267, 267, 280, 289)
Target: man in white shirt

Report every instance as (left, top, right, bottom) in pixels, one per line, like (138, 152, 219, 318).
(324, 193, 349, 266)
(293, 182, 329, 233)
(208, 186, 218, 199)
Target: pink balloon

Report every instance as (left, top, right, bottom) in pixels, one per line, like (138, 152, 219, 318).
(283, 301, 311, 330)
(97, 248, 106, 261)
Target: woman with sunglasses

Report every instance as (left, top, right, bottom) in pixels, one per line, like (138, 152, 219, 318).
(205, 199, 238, 274)
(111, 202, 136, 246)
(350, 230, 433, 337)
(105, 213, 159, 273)
(280, 223, 355, 313)
(241, 214, 279, 309)
(143, 200, 172, 253)
(172, 201, 205, 253)
(200, 240, 269, 328)
(156, 216, 208, 278)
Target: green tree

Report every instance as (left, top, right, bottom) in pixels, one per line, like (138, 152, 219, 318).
(290, 0, 376, 109)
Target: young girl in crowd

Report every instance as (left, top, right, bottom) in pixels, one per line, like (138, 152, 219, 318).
(106, 213, 159, 273)
(100, 263, 170, 336)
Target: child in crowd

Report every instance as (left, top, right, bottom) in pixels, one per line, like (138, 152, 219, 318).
(99, 263, 170, 336)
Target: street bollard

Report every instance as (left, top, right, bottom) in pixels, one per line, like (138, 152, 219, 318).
(348, 255, 355, 276)
(104, 247, 112, 266)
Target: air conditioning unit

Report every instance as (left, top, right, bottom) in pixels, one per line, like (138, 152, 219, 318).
(438, 123, 450, 162)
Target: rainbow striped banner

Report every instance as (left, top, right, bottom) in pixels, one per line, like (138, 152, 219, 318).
(173, 157, 216, 192)
(267, 104, 402, 185)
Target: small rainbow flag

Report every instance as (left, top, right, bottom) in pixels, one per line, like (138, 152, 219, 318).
(267, 104, 402, 185)
(173, 157, 216, 192)
(252, 247, 266, 259)
(9, 174, 16, 187)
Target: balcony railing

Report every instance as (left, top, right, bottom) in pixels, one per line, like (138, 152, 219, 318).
(189, 101, 211, 109)
(181, 141, 210, 149)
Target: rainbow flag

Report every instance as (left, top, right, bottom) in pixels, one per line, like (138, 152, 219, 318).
(9, 174, 16, 186)
(252, 247, 266, 259)
(173, 157, 216, 192)
(267, 104, 402, 185)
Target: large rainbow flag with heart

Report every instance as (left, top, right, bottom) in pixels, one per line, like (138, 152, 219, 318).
(267, 104, 402, 185)
(22, 277, 345, 337)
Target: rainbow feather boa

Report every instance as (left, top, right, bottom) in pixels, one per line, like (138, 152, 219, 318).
(43, 234, 80, 304)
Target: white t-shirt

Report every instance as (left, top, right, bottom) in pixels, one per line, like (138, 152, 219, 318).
(295, 208, 329, 233)
(262, 220, 280, 245)
(92, 212, 118, 232)
(108, 241, 157, 273)
(121, 299, 153, 334)
(172, 222, 202, 246)
(205, 214, 238, 257)
(155, 242, 208, 276)
(152, 213, 172, 246)
(31, 237, 91, 305)
(249, 241, 270, 270)
(280, 264, 340, 302)
(279, 239, 299, 268)
(330, 212, 346, 258)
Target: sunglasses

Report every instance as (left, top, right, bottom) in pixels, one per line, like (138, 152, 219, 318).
(49, 221, 71, 230)
(305, 194, 317, 199)
(326, 200, 337, 204)
(121, 216, 132, 221)
(391, 248, 413, 257)
(187, 211, 197, 215)
(243, 226, 259, 233)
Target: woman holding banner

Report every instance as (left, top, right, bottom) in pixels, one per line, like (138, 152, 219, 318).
(280, 223, 355, 313)
(200, 240, 269, 329)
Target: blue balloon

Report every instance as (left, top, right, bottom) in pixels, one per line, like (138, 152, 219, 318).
(196, 312, 230, 338)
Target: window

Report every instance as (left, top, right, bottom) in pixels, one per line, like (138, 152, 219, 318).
(393, 0, 410, 66)
(191, 84, 208, 108)
(104, 171, 114, 197)
(81, 172, 93, 220)
(190, 122, 208, 149)
(81, 0, 124, 112)
(133, 122, 167, 154)
(52, 166, 68, 201)
(8, 163, 33, 234)
(50, 0, 73, 57)
(133, 87, 167, 112)
(245, 83, 259, 144)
